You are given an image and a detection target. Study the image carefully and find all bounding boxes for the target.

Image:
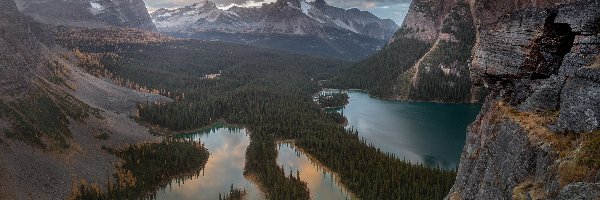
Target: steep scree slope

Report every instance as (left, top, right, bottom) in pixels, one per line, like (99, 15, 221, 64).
(0, 1, 168, 199)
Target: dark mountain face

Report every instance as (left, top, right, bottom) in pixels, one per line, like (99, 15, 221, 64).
(0, 0, 52, 98)
(13, 0, 155, 30)
(150, 0, 398, 60)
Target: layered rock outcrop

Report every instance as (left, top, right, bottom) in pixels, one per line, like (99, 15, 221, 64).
(449, 0, 600, 199)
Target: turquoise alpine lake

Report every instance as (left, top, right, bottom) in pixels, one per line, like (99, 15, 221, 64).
(325, 90, 481, 169)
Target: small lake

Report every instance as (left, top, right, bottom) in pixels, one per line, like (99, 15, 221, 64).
(154, 123, 357, 200)
(155, 124, 265, 200)
(155, 89, 480, 199)
(277, 142, 356, 200)
(325, 90, 481, 169)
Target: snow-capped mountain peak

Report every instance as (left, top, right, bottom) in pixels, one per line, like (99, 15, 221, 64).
(151, 0, 398, 40)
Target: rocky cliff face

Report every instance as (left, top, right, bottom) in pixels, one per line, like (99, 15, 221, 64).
(448, 0, 600, 199)
(14, 0, 155, 30)
(389, 0, 448, 43)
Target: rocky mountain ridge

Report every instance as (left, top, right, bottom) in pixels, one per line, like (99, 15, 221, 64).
(13, 0, 155, 30)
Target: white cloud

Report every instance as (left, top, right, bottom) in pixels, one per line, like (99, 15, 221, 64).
(217, 0, 276, 10)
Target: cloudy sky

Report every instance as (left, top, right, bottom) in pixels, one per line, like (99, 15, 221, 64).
(143, 0, 412, 25)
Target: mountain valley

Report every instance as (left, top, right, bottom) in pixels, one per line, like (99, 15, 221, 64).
(0, 0, 598, 199)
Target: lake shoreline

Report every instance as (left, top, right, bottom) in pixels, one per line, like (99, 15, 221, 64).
(156, 125, 266, 200)
(276, 140, 359, 200)
(327, 89, 482, 170)
(321, 88, 482, 105)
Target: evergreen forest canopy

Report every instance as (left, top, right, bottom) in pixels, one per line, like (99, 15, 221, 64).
(327, 37, 433, 97)
(56, 27, 456, 200)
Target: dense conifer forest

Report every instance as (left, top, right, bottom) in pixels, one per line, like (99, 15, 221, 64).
(326, 37, 432, 98)
(56, 27, 456, 199)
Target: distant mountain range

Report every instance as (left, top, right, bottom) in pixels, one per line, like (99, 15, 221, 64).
(10, 0, 398, 60)
(150, 0, 399, 60)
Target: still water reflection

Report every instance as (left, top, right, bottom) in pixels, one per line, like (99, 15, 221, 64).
(155, 124, 265, 200)
(277, 142, 356, 200)
(326, 90, 481, 169)
(155, 88, 480, 199)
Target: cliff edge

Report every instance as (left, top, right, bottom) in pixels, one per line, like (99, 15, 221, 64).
(449, 0, 600, 199)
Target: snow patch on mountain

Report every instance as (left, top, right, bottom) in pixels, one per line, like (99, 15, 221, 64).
(333, 19, 357, 33)
(287, 2, 300, 9)
(300, 0, 311, 15)
(88, 1, 105, 15)
(218, 0, 276, 10)
(299, 0, 326, 23)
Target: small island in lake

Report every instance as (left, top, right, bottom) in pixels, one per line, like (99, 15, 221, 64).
(317, 92, 349, 108)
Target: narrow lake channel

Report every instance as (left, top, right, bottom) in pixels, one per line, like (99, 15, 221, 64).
(277, 142, 356, 200)
(155, 124, 265, 200)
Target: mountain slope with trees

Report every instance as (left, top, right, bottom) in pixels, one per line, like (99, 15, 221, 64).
(329, 0, 484, 103)
(0, 1, 174, 199)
